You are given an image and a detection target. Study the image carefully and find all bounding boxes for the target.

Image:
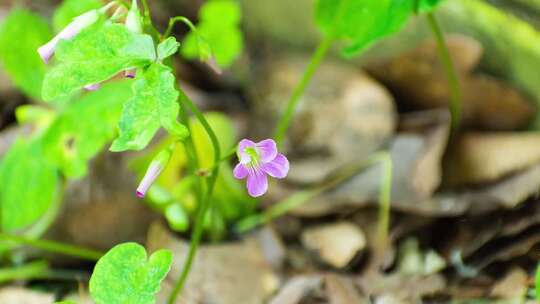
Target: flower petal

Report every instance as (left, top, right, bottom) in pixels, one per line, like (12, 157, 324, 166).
(246, 169, 268, 197)
(238, 139, 256, 164)
(233, 163, 248, 179)
(257, 139, 277, 163)
(261, 153, 289, 179)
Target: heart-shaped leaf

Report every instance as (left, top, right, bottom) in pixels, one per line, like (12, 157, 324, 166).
(89, 242, 172, 304)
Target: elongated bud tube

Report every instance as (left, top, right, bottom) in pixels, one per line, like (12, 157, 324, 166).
(125, 0, 143, 33)
(136, 145, 174, 198)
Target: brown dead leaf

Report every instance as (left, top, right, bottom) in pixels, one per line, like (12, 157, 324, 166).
(367, 34, 534, 130)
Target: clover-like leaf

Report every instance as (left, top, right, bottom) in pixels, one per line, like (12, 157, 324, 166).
(110, 63, 188, 152)
(0, 9, 52, 99)
(0, 139, 59, 232)
(181, 0, 243, 69)
(89, 242, 172, 304)
(42, 22, 156, 101)
(53, 0, 102, 32)
(42, 81, 133, 178)
(157, 37, 180, 61)
(315, 0, 416, 57)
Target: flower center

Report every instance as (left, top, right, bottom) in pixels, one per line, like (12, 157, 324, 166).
(244, 147, 260, 165)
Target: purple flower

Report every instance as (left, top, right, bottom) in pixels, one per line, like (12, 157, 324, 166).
(124, 69, 137, 78)
(136, 147, 173, 198)
(233, 139, 289, 197)
(38, 10, 100, 63)
(84, 83, 101, 91)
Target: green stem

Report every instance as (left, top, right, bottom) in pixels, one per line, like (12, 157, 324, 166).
(272, 35, 334, 148)
(235, 151, 393, 234)
(426, 12, 462, 131)
(374, 152, 392, 252)
(163, 16, 197, 40)
(0, 233, 104, 261)
(140, 0, 152, 25)
(168, 90, 221, 304)
(0, 260, 89, 283)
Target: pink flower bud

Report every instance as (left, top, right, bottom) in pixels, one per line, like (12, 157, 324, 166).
(136, 146, 174, 198)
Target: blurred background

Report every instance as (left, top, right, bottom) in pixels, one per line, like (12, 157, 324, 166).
(1, 0, 540, 303)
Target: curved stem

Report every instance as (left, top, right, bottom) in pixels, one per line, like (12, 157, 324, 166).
(426, 12, 462, 132)
(168, 90, 221, 304)
(0, 233, 104, 261)
(163, 16, 197, 40)
(272, 35, 334, 148)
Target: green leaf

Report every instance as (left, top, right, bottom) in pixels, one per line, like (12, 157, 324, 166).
(42, 81, 133, 178)
(181, 0, 244, 68)
(417, 0, 445, 12)
(111, 63, 188, 152)
(89, 242, 172, 304)
(157, 37, 180, 60)
(165, 203, 189, 232)
(0, 139, 59, 232)
(53, 0, 102, 32)
(0, 9, 52, 99)
(42, 23, 156, 101)
(315, 0, 415, 57)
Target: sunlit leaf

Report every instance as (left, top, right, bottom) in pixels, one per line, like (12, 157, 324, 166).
(89, 242, 172, 304)
(53, 0, 102, 32)
(110, 63, 188, 152)
(0, 9, 52, 99)
(181, 0, 243, 68)
(418, 0, 445, 12)
(42, 22, 156, 101)
(157, 37, 180, 61)
(0, 139, 59, 232)
(315, 0, 416, 57)
(42, 81, 133, 178)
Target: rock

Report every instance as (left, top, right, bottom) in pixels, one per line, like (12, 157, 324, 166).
(444, 132, 540, 186)
(268, 275, 323, 304)
(147, 222, 278, 304)
(253, 54, 397, 185)
(0, 287, 54, 304)
(301, 222, 366, 268)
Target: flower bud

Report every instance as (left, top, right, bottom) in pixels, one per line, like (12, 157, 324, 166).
(136, 145, 174, 198)
(125, 0, 143, 34)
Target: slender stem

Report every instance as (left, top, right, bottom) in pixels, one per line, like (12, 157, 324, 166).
(163, 16, 197, 40)
(0, 261, 90, 283)
(272, 35, 334, 148)
(0, 233, 104, 261)
(140, 0, 152, 25)
(0, 260, 48, 283)
(235, 151, 393, 234)
(178, 103, 204, 204)
(426, 12, 462, 131)
(374, 152, 393, 253)
(168, 90, 221, 304)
